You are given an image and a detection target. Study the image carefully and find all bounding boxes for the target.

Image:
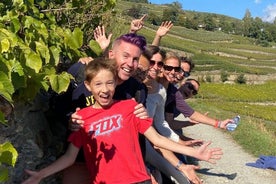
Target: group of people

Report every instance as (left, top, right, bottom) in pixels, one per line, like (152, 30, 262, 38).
(22, 16, 234, 184)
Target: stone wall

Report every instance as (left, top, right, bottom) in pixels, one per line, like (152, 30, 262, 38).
(0, 93, 68, 184)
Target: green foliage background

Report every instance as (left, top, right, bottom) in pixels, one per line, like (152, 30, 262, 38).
(0, 0, 117, 181)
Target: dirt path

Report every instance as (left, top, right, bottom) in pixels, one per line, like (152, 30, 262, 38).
(176, 115, 276, 184)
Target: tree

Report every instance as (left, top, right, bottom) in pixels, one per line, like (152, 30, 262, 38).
(204, 15, 216, 31)
(0, 0, 116, 105)
(124, 4, 144, 18)
(148, 12, 161, 25)
(0, 0, 116, 181)
(162, 7, 178, 22)
(242, 9, 253, 37)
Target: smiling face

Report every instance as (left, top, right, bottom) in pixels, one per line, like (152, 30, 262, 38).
(180, 80, 199, 99)
(84, 69, 116, 109)
(109, 41, 141, 84)
(162, 57, 181, 83)
(132, 55, 150, 83)
(176, 62, 191, 81)
(148, 53, 164, 80)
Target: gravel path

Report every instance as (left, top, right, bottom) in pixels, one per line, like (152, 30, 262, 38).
(176, 115, 276, 184)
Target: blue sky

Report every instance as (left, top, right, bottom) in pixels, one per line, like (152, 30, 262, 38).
(149, 0, 276, 22)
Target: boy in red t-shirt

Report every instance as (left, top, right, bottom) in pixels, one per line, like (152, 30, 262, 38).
(23, 58, 223, 184)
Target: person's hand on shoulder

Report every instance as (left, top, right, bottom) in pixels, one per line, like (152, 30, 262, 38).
(133, 101, 148, 119)
(78, 57, 93, 65)
(69, 108, 84, 131)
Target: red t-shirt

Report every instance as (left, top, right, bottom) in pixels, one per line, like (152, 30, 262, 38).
(68, 99, 152, 184)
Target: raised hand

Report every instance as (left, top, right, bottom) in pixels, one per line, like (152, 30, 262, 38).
(156, 21, 173, 37)
(94, 26, 112, 51)
(130, 14, 147, 33)
(152, 20, 173, 46)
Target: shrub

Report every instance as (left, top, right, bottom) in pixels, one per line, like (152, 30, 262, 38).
(205, 75, 212, 82)
(235, 74, 247, 84)
(220, 71, 229, 82)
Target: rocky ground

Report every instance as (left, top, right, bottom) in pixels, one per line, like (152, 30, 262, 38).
(177, 114, 276, 184)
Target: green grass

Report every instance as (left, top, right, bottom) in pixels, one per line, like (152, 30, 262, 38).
(188, 81, 276, 156)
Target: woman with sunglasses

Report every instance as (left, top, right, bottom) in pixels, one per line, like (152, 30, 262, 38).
(135, 46, 205, 184)
(168, 79, 201, 137)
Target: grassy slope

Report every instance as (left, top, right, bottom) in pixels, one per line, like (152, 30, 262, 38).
(115, 1, 276, 156)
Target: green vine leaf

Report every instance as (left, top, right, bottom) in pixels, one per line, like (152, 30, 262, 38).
(25, 52, 42, 73)
(64, 28, 83, 50)
(35, 41, 50, 64)
(0, 142, 18, 167)
(0, 72, 14, 102)
(47, 72, 73, 94)
(0, 112, 7, 125)
(0, 167, 9, 182)
(89, 40, 102, 56)
(0, 38, 10, 53)
(49, 46, 62, 66)
(10, 18, 20, 33)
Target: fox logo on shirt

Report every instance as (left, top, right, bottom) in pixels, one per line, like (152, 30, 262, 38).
(88, 114, 122, 137)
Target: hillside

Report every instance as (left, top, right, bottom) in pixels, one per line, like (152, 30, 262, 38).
(114, 0, 276, 157)
(114, 1, 276, 83)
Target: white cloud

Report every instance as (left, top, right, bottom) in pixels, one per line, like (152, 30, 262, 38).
(254, 0, 262, 4)
(262, 3, 276, 22)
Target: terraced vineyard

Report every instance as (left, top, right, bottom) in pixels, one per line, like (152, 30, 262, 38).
(115, 1, 276, 156)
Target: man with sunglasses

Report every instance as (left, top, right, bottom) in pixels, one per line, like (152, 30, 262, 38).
(165, 66, 233, 136)
(179, 79, 200, 100)
(175, 56, 195, 86)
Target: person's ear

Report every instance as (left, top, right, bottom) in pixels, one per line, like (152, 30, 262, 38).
(109, 49, 115, 59)
(84, 81, 92, 92)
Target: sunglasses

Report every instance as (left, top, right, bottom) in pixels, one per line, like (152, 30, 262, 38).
(163, 65, 181, 72)
(150, 60, 164, 68)
(186, 82, 198, 95)
(181, 69, 190, 78)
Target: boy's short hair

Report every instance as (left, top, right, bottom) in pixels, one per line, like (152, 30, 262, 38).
(85, 57, 117, 82)
(113, 33, 147, 51)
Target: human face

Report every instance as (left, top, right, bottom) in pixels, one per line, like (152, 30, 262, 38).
(148, 53, 164, 79)
(181, 81, 199, 99)
(84, 69, 116, 109)
(109, 41, 141, 84)
(162, 58, 181, 83)
(132, 55, 150, 83)
(176, 62, 191, 81)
